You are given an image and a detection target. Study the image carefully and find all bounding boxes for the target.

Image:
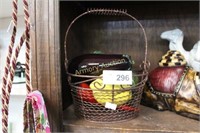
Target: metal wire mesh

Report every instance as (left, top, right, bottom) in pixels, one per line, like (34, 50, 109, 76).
(65, 8, 149, 122)
(68, 71, 148, 122)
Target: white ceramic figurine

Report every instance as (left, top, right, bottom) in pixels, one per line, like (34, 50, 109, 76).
(160, 28, 200, 72)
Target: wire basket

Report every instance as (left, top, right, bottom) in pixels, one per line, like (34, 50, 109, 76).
(64, 9, 150, 122)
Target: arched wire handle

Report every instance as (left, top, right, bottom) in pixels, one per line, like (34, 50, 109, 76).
(64, 9, 149, 72)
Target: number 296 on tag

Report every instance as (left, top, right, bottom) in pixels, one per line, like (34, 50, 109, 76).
(103, 70, 132, 85)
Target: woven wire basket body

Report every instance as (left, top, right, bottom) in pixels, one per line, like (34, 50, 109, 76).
(64, 9, 150, 122)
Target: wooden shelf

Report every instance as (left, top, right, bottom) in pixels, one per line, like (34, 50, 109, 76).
(29, 1, 199, 131)
(63, 105, 200, 132)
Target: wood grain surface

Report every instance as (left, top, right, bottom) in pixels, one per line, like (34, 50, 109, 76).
(30, 1, 199, 132)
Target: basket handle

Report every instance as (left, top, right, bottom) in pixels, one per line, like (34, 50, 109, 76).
(64, 8, 149, 72)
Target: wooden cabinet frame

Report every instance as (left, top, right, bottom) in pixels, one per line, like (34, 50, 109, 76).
(30, 0, 62, 131)
(30, 1, 199, 132)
